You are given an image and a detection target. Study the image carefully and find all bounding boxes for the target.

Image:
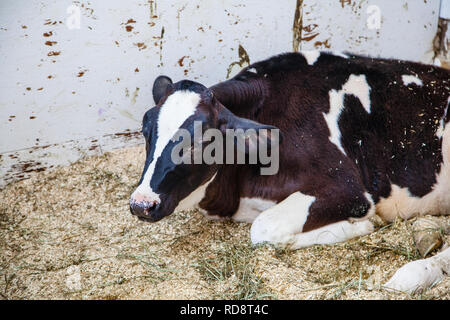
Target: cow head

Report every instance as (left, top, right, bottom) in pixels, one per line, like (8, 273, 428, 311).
(129, 76, 279, 222)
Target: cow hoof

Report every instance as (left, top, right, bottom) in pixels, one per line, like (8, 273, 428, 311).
(412, 217, 443, 258)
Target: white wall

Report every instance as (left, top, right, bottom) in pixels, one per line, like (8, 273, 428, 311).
(441, 0, 450, 19)
(0, 0, 442, 186)
(298, 0, 440, 62)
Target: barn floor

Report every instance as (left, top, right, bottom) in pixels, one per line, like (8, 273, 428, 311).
(1, 145, 449, 300)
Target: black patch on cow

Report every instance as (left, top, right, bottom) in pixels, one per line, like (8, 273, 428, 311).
(206, 51, 449, 224)
(136, 52, 449, 231)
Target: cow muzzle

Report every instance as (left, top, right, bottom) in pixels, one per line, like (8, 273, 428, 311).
(129, 198, 162, 222)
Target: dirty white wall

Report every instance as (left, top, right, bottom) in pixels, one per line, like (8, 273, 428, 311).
(0, 0, 443, 186)
(296, 0, 441, 62)
(441, 0, 450, 19)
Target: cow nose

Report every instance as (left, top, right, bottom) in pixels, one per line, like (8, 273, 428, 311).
(129, 199, 159, 218)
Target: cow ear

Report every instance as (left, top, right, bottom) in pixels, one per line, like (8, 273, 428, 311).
(218, 107, 282, 155)
(152, 75, 173, 104)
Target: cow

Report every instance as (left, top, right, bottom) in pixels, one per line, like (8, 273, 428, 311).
(129, 51, 450, 294)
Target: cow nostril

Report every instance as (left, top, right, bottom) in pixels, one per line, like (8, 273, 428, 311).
(143, 201, 158, 216)
(130, 199, 160, 217)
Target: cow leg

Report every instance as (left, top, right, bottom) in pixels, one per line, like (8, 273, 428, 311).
(250, 191, 374, 249)
(384, 247, 450, 294)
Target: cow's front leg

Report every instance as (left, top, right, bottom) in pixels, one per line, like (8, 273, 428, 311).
(250, 191, 374, 249)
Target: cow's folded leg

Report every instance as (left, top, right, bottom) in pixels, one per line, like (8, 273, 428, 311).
(383, 247, 450, 294)
(250, 191, 374, 249)
(288, 219, 374, 249)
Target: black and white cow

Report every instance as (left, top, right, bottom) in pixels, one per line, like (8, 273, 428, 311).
(130, 51, 450, 293)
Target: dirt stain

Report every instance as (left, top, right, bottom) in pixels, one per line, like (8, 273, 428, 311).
(44, 19, 63, 25)
(178, 56, 188, 67)
(112, 130, 140, 138)
(12, 161, 45, 174)
(135, 42, 147, 50)
(131, 88, 140, 105)
(226, 44, 250, 79)
(47, 51, 60, 56)
(159, 26, 165, 66)
(124, 19, 136, 32)
(303, 23, 318, 33)
(149, 0, 158, 19)
(177, 4, 187, 33)
(302, 33, 319, 42)
(292, 0, 304, 52)
(292, 1, 321, 51)
(340, 0, 352, 8)
(314, 39, 331, 49)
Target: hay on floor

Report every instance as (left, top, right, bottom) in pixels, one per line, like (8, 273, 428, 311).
(0, 145, 449, 300)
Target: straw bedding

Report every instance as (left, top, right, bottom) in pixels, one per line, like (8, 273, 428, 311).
(1, 145, 449, 300)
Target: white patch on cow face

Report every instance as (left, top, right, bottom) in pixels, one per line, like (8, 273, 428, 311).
(401, 74, 423, 86)
(324, 74, 372, 155)
(384, 247, 450, 294)
(300, 50, 321, 65)
(131, 91, 201, 202)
